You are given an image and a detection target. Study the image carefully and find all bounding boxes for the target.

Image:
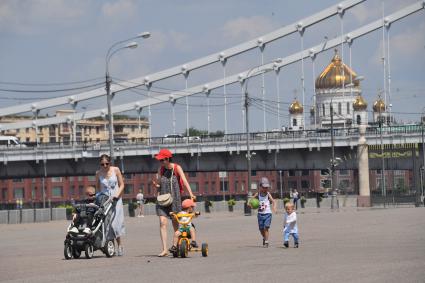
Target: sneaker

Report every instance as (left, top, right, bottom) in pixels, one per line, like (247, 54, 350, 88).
(262, 238, 265, 246)
(83, 227, 91, 234)
(190, 241, 198, 248)
(69, 227, 79, 234)
(263, 241, 269, 248)
(294, 242, 299, 248)
(283, 241, 289, 248)
(117, 246, 124, 256)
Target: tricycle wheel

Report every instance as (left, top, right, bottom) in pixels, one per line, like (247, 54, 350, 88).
(64, 243, 73, 260)
(179, 240, 188, 258)
(201, 243, 208, 257)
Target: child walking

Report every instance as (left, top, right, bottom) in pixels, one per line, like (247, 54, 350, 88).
(283, 202, 299, 248)
(251, 177, 277, 248)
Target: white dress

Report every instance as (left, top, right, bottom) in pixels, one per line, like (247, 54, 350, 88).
(99, 169, 125, 239)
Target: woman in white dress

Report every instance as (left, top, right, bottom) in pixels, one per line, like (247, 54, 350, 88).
(96, 154, 126, 256)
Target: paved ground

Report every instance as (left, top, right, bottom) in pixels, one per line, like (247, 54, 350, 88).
(0, 207, 424, 283)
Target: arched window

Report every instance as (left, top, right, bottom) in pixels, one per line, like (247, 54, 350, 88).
(338, 102, 342, 115)
(293, 118, 297, 126)
(347, 102, 350, 114)
(322, 104, 325, 116)
(356, 115, 361, 125)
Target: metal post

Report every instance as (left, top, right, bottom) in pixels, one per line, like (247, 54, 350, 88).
(279, 170, 283, 199)
(106, 73, 114, 161)
(330, 102, 337, 209)
(222, 177, 225, 202)
(379, 111, 386, 198)
(421, 116, 425, 203)
(42, 160, 47, 208)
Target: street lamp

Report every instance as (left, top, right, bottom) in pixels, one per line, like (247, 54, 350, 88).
(421, 107, 425, 204)
(105, 32, 151, 161)
(243, 58, 282, 212)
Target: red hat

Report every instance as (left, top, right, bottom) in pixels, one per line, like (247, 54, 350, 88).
(182, 199, 196, 209)
(155, 148, 173, 160)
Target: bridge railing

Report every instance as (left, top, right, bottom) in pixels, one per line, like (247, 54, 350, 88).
(1, 125, 422, 152)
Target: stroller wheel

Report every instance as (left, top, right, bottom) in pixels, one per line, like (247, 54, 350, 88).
(72, 249, 81, 259)
(84, 244, 94, 259)
(64, 243, 73, 260)
(103, 240, 115, 258)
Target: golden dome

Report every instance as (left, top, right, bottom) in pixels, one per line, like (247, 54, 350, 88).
(315, 50, 359, 90)
(289, 100, 303, 114)
(353, 95, 367, 111)
(373, 98, 386, 112)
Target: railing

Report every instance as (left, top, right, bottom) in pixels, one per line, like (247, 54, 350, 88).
(0, 124, 422, 152)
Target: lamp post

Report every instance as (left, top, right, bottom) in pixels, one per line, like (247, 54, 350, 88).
(243, 58, 282, 210)
(105, 32, 151, 161)
(421, 107, 425, 204)
(330, 101, 338, 209)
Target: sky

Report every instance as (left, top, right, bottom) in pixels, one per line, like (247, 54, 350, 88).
(0, 0, 424, 137)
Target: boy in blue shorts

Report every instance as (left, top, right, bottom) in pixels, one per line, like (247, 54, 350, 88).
(250, 177, 277, 248)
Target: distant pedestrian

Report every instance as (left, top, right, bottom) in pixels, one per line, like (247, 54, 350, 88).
(292, 189, 299, 209)
(136, 189, 144, 217)
(249, 177, 277, 248)
(283, 202, 299, 248)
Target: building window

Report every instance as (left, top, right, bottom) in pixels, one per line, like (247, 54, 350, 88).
(301, 180, 310, 189)
(2, 188, 8, 200)
(322, 104, 325, 116)
(190, 182, 199, 193)
(188, 172, 197, 178)
(234, 181, 238, 192)
(321, 179, 331, 189)
(356, 115, 361, 125)
(301, 170, 309, 176)
(96, 127, 100, 134)
(220, 181, 228, 192)
(338, 179, 350, 192)
(211, 181, 216, 192)
(347, 102, 350, 114)
(51, 177, 62, 182)
(338, 102, 342, 115)
(241, 181, 245, 192)
(288, 170, 296, 177)
(293, 119, 297, 126)
(124, 184, 133, 195)
(204, 182, 209, 193)
(87, 176, 96, 182)
(251, 171, 257, 176)
(31, 186, 37, 198)
(339, 170, 349, 176)
(123, 174, 132, 180)
(288, 181, 297, 190)
(320, 169, 330, 176)
(14, 188, 24, 199)
(79, 186, 84, 196)
(52, 187, 63, 197)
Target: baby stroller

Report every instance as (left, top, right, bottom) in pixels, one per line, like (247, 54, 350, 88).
(64, 193, 116, 259)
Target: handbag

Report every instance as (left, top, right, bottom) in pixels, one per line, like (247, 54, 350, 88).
(157, 193, 173, 207)
(156, 167, 174, 207)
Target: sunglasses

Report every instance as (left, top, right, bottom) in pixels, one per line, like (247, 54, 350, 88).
(100, 162, 109, 167)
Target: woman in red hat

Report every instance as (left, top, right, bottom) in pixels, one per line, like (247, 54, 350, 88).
(152, 148, 195, 257)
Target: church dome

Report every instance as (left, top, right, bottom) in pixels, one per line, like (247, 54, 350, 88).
(373, 98, 386, 112)
(289, 100, 303, 114)
(353, 95, 367, 111)
(315, 50, 359, 90)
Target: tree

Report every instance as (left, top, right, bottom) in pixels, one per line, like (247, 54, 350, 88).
(182, 127, 224, 137)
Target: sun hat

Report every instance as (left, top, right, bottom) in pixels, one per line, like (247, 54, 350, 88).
(155, 148, 173, 160)
(182, 199, 196, 209)
(259, 177, 270, 188)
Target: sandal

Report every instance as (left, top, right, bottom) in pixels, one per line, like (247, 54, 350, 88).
(157, 251, 168, 257)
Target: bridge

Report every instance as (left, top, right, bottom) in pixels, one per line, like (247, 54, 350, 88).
(0, 1, 424, 183)
(0, 125, 423, 179)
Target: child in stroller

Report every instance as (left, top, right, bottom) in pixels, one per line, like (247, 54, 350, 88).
(68, 186, 99, 235)
(64, 187, 116, 259)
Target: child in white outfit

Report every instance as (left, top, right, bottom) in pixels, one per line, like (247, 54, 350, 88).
(283, 202, 299, 248)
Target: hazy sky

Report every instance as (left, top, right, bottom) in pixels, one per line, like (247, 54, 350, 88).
(0, 0, 424, 137)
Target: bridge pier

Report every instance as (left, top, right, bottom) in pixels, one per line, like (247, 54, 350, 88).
(357, 125, 371, 207)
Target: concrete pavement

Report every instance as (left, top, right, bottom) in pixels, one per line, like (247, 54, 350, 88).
(0, 207, 424, 283)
